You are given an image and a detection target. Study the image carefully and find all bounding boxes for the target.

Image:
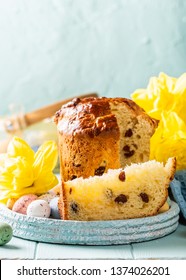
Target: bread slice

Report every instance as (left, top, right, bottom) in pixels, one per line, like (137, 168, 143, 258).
(59, 158, 176, 221)
(55, 97, 158, 181)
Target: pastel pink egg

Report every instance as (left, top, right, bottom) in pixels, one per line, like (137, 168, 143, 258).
(12, 194, 38, 215)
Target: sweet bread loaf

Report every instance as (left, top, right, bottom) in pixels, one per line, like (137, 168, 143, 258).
(59, 158, 176, 221)
(54, 97, 158, 181)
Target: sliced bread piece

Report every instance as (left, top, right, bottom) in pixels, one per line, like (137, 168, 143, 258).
(59, 157, 176, 221)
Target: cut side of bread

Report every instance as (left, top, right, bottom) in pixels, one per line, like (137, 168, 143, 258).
(55, 97, 158, 181)
(59, 158, 176, 221)
(109, 100, 157, 167)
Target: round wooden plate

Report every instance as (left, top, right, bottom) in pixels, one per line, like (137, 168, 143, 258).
(0, 200, 179, 245)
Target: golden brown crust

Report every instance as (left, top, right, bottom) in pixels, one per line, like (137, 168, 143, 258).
(154, 190, 168, 215)
(154, 157, 176, 215)
(55, 97, 119, 137)
(165, 157, 176, 184)
(58, 181, 68, 219)
(55, 97, 158, 135)
(55, 97, 158, 182)
(58, 199, 63, 219)
(169, 157, 177, 181)
(56, 97, 122, 181)
(58, 130, 120, 181)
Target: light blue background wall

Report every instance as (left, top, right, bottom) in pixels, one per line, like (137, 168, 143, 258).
(0, 0, 186, 115)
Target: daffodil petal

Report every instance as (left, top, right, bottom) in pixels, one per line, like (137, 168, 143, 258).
(173, 73, 186, 95)
(0, 154, 18, 175)
(7, 136, 34, 164)
(158, 72, 176, 92)
(131, 72, 178, 120)
(0, 138, 58, 203)
(12, 157, 34, 189)
(14, 174, 59, 196)
(150, 111, 186, 170)
(33, 141, 58, 179)
(34, 171, 59, 194)
(171, 73, 186, 123)
(0, 175, 13, 187)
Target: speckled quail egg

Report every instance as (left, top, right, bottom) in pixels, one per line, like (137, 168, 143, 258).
(27, 199, 51, 218)
(49, 197, 60, 219)
(0, 222, 13, 246)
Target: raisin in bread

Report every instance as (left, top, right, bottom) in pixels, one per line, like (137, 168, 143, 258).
(59, 158, 176, 221)
(54, 97, 158, 181)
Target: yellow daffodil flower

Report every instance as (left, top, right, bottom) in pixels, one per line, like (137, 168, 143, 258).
(0, 137, 58, 203)
(131, 72, 186, 170)
(131, 72, 186, 122)
(150, 112, 186, 170)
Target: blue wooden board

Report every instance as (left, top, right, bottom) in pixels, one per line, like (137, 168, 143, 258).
(0, 200, 180, 245)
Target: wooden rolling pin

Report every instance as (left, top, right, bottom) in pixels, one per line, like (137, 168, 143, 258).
(4, 92, 98, 133)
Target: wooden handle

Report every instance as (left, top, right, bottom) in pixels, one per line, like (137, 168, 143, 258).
(24, 92, 98, 126)
(4, 92, 98, 133)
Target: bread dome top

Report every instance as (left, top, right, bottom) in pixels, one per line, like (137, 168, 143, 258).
(54, 97, 157, 137)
